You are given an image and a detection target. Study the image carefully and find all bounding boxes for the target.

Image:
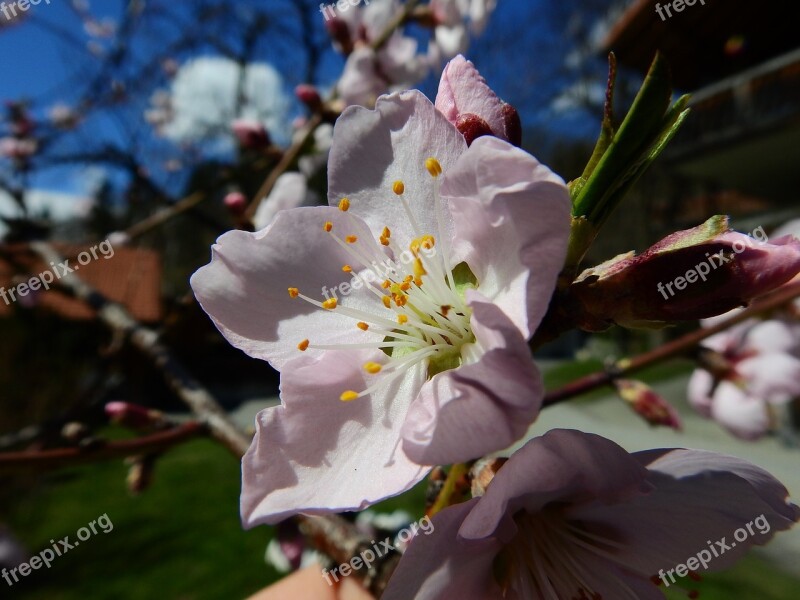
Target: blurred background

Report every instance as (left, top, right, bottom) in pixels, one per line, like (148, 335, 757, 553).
(1, 0, 798, 598)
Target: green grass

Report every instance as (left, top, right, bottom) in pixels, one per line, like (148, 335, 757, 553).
(6, 438, 277, 599)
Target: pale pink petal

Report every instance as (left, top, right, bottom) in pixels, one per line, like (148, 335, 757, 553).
(742, 319, 799, 355)
(252, 172, 317, 230)
(435, 55, 509, 142)
(737, 353, 800, 404)
(382, 499, 505, 600)
(401, 291, 543, 465)
(442, 136, 571, 337)
(687, 368, 715, 417)
(460, 430, 651, 541)
(337, 47, 386, 107)
(191, 206, 388, 370)
(328, 90, 467, 248)
(241, 348, 428, 526)
(572, 448, 800, 576)
(711, 381, 771, 439)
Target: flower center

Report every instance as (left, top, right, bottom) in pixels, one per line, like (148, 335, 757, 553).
(288, 157, 477, 402)
(495, 509, 647, 600)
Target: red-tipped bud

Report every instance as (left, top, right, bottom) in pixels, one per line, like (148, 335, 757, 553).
(231, 119, 270, 150)
(223, 191, 247, 215)
(325, 17, 353, 54)
(614, 379, 682, 430)
(105, 401, 165, 430)
(295, 84, 322, 112)
(570, 216, 800, 330)
(436, 56, 522, 146)
(500, 102, 522, 147)
(454, 113, 493, 146)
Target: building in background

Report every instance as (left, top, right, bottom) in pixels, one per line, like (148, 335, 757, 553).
(604, 0, 800, 232)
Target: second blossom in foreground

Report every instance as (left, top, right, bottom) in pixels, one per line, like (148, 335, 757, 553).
(384, 429, 800, 600)
(191, 89, 571, 524)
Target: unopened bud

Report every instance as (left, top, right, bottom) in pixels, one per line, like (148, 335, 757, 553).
(614, 379, 682, 431)
(105, 401, 166, 430)
(570, 216, 800, 330)
(436, 56, 522, 146)
(223, 191, 247, 215)
(231, 119, 270, 150)
(295, 84, 322, 112)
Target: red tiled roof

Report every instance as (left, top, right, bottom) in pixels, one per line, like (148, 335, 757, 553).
(0, 243, 162, 322)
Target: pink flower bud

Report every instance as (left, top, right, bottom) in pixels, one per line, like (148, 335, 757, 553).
(570, 216, 800, 330)
(223, 191, 248, 215)
(436, 55, 522, 146)
(105, 401, 165, 430)
(295, 84, 322, 111)
(231, 119, 270, 149)
(614, 379, 682, 430)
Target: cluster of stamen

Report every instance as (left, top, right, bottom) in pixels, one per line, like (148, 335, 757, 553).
(287, 157, 475, 403)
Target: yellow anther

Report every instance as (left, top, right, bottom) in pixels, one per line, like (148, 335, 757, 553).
(297, 339, 309, 351)
(381, 280, 391, 289)
(363, 362, 383, 374)
(322, 298, 338, 310)
(415, 277, 423, 286)
(400, 282, 411, 291)
(403, 275, 413, 283)
(342, 265, 352, 273)
(413, 257, 427, 280)
(346, 235, 358, 244)
(392, 180, 405, 195)
(425, 157, 442, 177)
(397, 314, 408, 325)
(382, 226, 391, 239)
(357, 322, 369, 331)
(410, 235, 435, 256)
(338, 197, 350, 212)
(380, 237, 390, 246)
(340, 390, 359, 402)
(394, 294, 408, 307)
(323, 221, 333, 232)
(382, 295, 392, 308)
(288, 287, 299, 298)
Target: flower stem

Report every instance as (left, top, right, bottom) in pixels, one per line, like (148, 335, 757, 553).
(543, 281, 800, 407)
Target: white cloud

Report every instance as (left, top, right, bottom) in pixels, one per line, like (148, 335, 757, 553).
(157, 56, 291, 147)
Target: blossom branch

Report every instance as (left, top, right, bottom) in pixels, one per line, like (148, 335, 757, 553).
(0, 421, 206, 472)
(543, 280, 800, 407)
(29, 241, 253, 456)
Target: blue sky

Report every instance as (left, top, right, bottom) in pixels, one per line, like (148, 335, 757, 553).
(0, 0, 614, 224)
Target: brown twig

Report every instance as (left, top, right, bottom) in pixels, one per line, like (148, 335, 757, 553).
(0, 421, 206, 471)
(29, 241, 252, 456)
(543, 281, 800, 406)
(243, 112, 323, 221)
